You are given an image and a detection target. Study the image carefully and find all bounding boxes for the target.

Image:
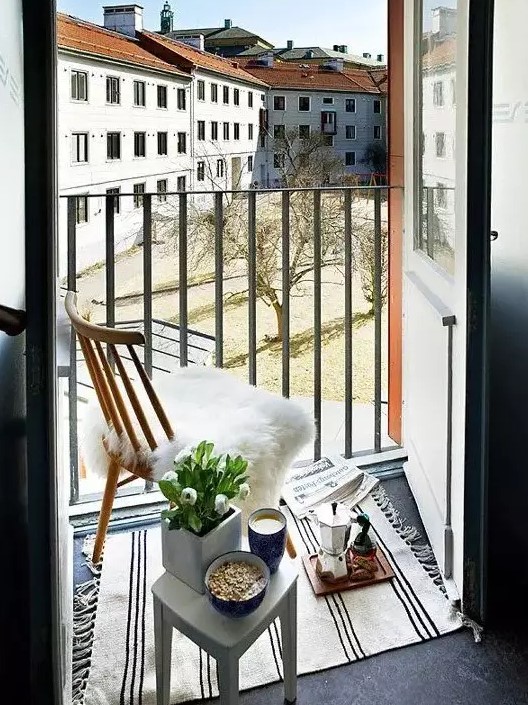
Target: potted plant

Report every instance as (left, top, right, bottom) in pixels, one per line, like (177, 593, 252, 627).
(159, 440, 251, 594)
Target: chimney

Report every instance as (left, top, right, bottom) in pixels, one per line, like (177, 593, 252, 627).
(287, 40, 294, 50)
(224, 18, 233, 29)
(179, 34, 205, 52)
(333, 44, 339, 52)
(259, 52, 274, 67)
(377, 53, 384, 63)
(362, 52, 372, 59)
(324, 58, 344, 72)
(340, 45, 348, 54)
(103, 4, 143, 37)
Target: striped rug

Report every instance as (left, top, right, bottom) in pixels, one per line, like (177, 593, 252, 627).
(74, 487, 461, 705)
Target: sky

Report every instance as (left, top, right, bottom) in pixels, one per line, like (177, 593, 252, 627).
(57, 0, 388, 55)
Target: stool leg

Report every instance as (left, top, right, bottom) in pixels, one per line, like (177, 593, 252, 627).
(217, 653, 239, 705)
(281, 582, 297, 704)
(154, 595, 172, 705)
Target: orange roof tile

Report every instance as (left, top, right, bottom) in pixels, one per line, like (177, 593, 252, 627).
(139, 31, 268, 88)
(241, 62, 387, 94)
(57, 13, 190, 79)
(422, 38, 456, 70)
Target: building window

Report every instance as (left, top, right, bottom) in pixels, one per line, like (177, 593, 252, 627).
(106, 131, 121, 160)
(274, 95, 286, 111)
(177, 132, 187, 154)
(323, 135, 334, 146)
(435, 132, 446, 157)
(436, 182, 447, 209)
(197, 161, 205, 182)
(75, 195, 88, 224)
(216, 159, 225, 178)
(133, 182, 145, 208)
(223, 122, 230, 140)
(248, 91, 254, 108)
(157, 85, 168, 108)
(321, 110, 337, 135)
(134, 131, 146, 158)
(211, 83, 218, 103)
(157, 179, 168, 202)
(197, 121, 206, 141)
(223, 86, 229, 104)
(177, 88, 186, 110)
(345, 98, 356, 113)
(433, 81, 444, 107)
(248, 155, 254, 171)
(299, 125, 310, 139)
(274, 153, 285, 168)
(211, 121, 218, 140)
(373, 99, 381, 114)
(133, 80, 146, 107)
(234, 88, 240, 106)
(345, 151, 356, 166)
(298, 96, 310, 112)
(346, 125, 356, 140)
(260, 134, 266, 148)
(106, 187, 120, 214)
(71, 132, 88, 163)
(157, 131, 168, 155)
(197, 80, 205, 101)
(177, 176, 186, 192)
(106, 76, 120, 104)
(323, 97, 334, 105)
(274, 124, 285, 140)
(374, 125, 382, 140)
(234, 123, 240, 140)
(71, 70, 88, 101)
(248, 123, 254, 140)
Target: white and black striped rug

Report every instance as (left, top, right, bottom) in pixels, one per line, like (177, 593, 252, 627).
(74, 487, 461, 705)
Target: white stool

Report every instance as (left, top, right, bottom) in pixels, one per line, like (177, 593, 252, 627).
(152, 560, 298, 705)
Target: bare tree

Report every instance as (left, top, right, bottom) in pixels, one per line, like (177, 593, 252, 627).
(353, 218, 389, 315)
(273, 128, 345, 188)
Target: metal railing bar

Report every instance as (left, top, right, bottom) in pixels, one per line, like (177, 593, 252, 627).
(344, 189, 353, 458)
(282, 191, 290, 398)
(426, 187, 435, 259)
(313, 190, 322, 460)
(374, 189, 383, 452)
(67, 196, 79, 504)
(105, 195, 116, 330)
(214, 191, 224, 368)
(143, 194, 153, 378)
(248, 190, 257, 386)
(59, 185, 403, 199)
(178, 192, 188, 367)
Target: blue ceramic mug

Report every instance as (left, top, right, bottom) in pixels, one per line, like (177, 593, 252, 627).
(248, 508, 287, 574)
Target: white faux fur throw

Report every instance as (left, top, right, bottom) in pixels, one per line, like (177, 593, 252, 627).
(80, 367, 314, 523)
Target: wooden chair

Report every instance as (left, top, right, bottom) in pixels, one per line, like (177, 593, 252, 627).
(65, 292, 297, 565)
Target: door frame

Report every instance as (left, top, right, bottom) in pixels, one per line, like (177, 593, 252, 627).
(22, 0, 59, 701)
(462, 0, 494, 625)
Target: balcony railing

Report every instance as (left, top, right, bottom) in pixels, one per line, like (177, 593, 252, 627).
(61, 185, 398, 504)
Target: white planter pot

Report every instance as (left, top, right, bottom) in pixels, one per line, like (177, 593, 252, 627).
(161, 506, 242, 594)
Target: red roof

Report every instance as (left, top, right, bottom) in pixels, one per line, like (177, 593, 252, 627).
(57, 13, 189, 78)
(139, 31, 268, 87)
(241, 62, 387, 94)
(422, 38, 456, 70)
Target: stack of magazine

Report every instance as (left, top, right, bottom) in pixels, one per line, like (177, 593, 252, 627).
(282, 455, 379, 518)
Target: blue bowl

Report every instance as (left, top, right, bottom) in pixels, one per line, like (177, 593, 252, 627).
(205, 551, 270, 618)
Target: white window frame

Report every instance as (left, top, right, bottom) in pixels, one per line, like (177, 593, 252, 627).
(433, 81, 444, 107)
(71, 70, 88, 102)
(322, 97, 334, 105)
(75, 194, 89, 225)
(177, 88, 187, 110)
(177, 131, 187, 154)
(71, 132, 88, 164)
(133, 182, 146, 208)
(345, 125, 356, 140)
(216, 159, 225, 178)
(197, 121, 206, 141)
(374, 125, 382, 140)
(133, 131, 146, 158)
(197, 161, 206, 182)
(273, 95, 286, 111)
(435, 131, 446, 158)
(345, 98, 356, 113)
(234, 88, 240, 106)
(211, 83, 218, 103)
(157, 84, 168, 109)
(157, 178, 168, 202)
(234, 123, 240, 140)
(157, 131, 168, 156)
(345, 151, 356, 166)
(373, 99, 382, 114)
(106, 131, 121, 160)
(106, 187, 120, 214)
(298, 124, 310, 140)
(106, 75, 120, 105)
(133, 80, 146, 107)
(177, 176, 186, 192)
(197, 80, 206, 101)
(298, 96, 311, 112)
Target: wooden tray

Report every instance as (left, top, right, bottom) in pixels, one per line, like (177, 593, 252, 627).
(302, 547, 395, 596)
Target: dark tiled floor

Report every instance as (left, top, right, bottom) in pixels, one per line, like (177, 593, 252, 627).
(74, 477, 528, 705)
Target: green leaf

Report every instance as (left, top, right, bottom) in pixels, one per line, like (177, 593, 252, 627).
(161, 507, 179, 521)
(188, 513, 202, 534)
(158, 479, 181, 504)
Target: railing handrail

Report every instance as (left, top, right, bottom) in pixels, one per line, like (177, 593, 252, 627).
(59, 184, 403, 198)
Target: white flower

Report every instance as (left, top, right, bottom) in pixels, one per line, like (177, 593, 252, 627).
(175, 446, 194, 464)
(162, 471, 179, 484)
(238, 483, 251, 500)
(180, 487, 198, 506)
(214, 493, 229, 515)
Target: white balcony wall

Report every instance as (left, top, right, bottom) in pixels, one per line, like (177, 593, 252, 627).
(58, 53, 192, 274)
(264, 88, 386, 184)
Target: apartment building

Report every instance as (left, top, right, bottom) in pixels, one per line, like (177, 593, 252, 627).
(57, 7, 266, 271)
(243, 58, 387, 185)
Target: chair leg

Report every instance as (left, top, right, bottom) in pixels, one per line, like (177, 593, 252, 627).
(286, 531, 297, 560)
(92, 458, 121, 564)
